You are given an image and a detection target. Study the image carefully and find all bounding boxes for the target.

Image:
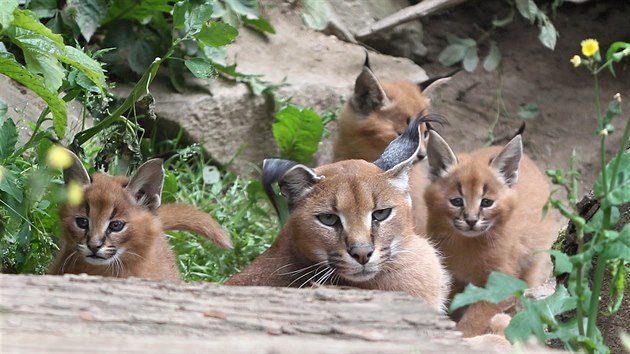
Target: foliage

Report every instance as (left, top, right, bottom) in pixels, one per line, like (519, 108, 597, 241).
(438, 0, 561, 72)
(451, 39, 630, 353)
(273, 105, 324, 164)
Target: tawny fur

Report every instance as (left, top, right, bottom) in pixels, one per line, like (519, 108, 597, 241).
(424, 139, 557, 336)
(49, 174, 231, 281)
(226, 160, 450, 313)
(333, 78, 433, 236)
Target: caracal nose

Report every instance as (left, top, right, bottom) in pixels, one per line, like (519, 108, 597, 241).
(87, 239, 104, 254)
(465, 218, 478, 227)
(348, 245, 374, 265)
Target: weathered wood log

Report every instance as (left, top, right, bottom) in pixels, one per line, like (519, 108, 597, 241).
(355, 0, 468, 40)
(0, 274, 483, 353)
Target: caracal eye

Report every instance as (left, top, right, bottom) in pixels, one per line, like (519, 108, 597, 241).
(481, 198, 495, 208)
(372, 208, 392, 222)
(449, 197, 464, 207)
(316, 213, 340, 227)
(108, 220, 126, 232)
(75, 217, 89, 229)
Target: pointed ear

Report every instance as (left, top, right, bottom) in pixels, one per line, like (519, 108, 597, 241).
(418, 69, 460, 96)
(490, 135, 522, 187)
(374, 117, 422, 192)
(350, 66, 390, 116)
(126, 159, 164, 210)
(363, 50, 371, 69)
(262, 159, 323, 212)
(426, 130, 458, 181)
(63, 148, 91, 186)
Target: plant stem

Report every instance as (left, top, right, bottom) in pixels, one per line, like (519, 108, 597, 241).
(586, 253, 607, 339)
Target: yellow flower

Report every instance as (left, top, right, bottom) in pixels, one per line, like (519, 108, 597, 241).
(46, 145, 73, 170)
(581, 39, 599, 57)
(570, 55, 581, 67)
(66, 181, 84, 206)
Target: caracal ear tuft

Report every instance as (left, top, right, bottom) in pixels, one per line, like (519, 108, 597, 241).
(350, 66, 390, 116)
(418, 69, 460, 96)
(426, 130, 458, 181)
(490, 134, 523, 187)
(363, 50, 371, 69)
(262, 159, 323, 213)
(63, 148, 91, 186)
(126, 159, 164, 210)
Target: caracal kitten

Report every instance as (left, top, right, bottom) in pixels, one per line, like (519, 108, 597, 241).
(49, 151, 232, 281)
(332, 55, 454, 236)
(227, 117, 450, 313)
(424, 130, 557, 336)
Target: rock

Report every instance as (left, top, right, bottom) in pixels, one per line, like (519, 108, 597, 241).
(138, 1, 428, 173)
(0, 75, 87, 145)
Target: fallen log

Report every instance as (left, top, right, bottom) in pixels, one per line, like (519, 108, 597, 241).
(0, 274, 476, 353)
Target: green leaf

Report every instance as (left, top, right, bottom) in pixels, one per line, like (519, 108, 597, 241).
(242, 17, 275, 34)
(184, 57, 217, 79)
(102, 0, 172, 25)
(224, 0, 259, 19)
(0, 118, 18, 160)
(584, 206, 619, 233)
(172, 1, 187, 29)
(446, 34, 476, 47)
(300, 0, 330, 30)
(273, 105, 324, 163)
(128, 39, 156, 75)
(483, 41, 501, 72)
(0, 0, 18, 28)
(517, 102, 540, 120)
(538, 17, 557, 50)
(0, 167, 23, 203)
(11, 9, 64, 49)
(605, 41, 630, 76)
(26, 0, 57, 19)
(184, 2, 214, 32)
(65, 0, 107, 42)
(595, 153, 630, 207)
(450, 272, 528, 311)
(0, 53, 67, 139)
(515, 0, 538, 23)
(462, 45, 479, 72)
(196, 22, 239, 47)
(56, 46, 106, 93)
(202, 165, 221, 184)
(438, 44, 468, 67)
(23, 47, 64, 92)
(548, 250, 572, 275)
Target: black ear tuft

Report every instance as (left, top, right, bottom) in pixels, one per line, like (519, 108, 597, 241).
(363, 50, 371, 69)
(262, 159, 322, 217)
(418, 69, 460, 93)
(374, 116, 421, 172)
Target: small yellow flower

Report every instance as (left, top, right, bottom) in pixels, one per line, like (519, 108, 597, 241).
(570, 55, 581, 67)
(581, 39, 599, 57)
(66, 181, 84, 206)
(46, 145, 73, 170)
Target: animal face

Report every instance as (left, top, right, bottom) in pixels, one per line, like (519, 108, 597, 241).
(60, 174, 158, 267)
(287, 160, 414, 283)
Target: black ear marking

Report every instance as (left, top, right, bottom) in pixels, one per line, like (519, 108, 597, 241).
(418, 69, 460, 93)
(363, 50, 371, 69)
(262, 159, 323, 217)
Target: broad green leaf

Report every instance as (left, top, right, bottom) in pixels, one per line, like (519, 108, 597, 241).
(517, 102, 540, 120)
(515, 0, 538, 23)
(438, 44, 468, 67)
(0, 118, 18, 160)
(0, 167, 23, 203)
(128, 39, 156, 75)
(538, 17, 557, 50)
(483, 41, 501, 72)
(535, 284, 576, 322)
(242, 17, 275, 34)
(196, 22, 239, 47)
(450, 272, 528, 311)
(300, 0, 330, 30)
(11, 9, 64, 49)
(504, 311, 532, 343)
(202, 165, 221, 184)
(0, 53, 67, 138)
(594, 153, 630, 207)
(102, 0, 172, 25)
(184, 2, 214, 32)
(172, 1, 188, 29)
(66, 0, 107, 42)
(23, 48, 64, 92)
(462, 45, 479, 72)
(273, 105, 324, 163)
(608, 260, 627, 315)
(224, 0, 259, 19)
(185, 57, 217, 79)
(0, 0, 19, 28)
(56, 46, 106, 93)
(584, 206, 619, 233)
(547, 250, 572, 275)
(605, 41, 630, 76)
(26, 0, 56, 19)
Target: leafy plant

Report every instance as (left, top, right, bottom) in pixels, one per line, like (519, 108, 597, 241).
(451, 39, 630, 353)
(438, 0, 561, 72)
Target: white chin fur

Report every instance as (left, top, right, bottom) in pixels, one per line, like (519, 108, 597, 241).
(341, 269, 378, 282)
(456, 229, 485, 238)
(83, 255, 115, 266)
